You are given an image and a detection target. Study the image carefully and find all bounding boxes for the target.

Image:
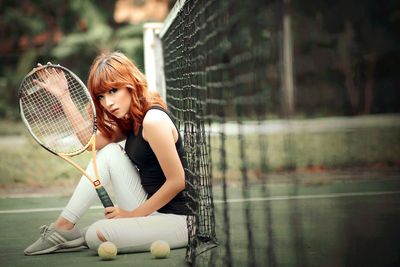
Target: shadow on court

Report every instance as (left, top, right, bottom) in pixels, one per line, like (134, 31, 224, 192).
(1, 170, 400, 267)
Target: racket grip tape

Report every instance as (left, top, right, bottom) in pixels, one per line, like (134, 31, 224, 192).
(96, 186, 114, 207)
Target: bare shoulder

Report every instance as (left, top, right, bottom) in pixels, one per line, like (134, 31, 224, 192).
(142, 109, 175, 140)
(143, 109, 171, 127)
(143, 109, 178, 143)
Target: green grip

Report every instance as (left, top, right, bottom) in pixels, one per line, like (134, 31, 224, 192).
(96, 186, 114, 207)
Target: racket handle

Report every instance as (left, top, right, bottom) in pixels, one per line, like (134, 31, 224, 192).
(96, 186, 114, 207)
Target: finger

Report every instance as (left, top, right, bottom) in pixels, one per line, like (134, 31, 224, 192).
(32, 79, 45, 88)
(35, 69, 48, 81)
(39, 69, 50, 80)
(104, 207, 112, 215)
(42, 68, 54, 80)
(54, 68, 65, 78)
(32, 63, 42, 73)
(105, 212, 114, 219)
(47, 67, 57, 76)
(104, 207, 114, 213)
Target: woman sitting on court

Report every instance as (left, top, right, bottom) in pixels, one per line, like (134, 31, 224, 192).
(24, 51, 190, 255)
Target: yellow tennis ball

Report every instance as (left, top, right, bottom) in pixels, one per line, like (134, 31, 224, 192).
(150, 240, 170, 259)
(98, 241, 117, 260)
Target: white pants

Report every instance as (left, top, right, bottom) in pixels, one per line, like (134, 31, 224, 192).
(60, 143, 188, 253)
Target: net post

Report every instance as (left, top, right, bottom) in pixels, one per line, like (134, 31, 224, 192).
(143, 23, 166, 101)
(281, 0, 295, 117)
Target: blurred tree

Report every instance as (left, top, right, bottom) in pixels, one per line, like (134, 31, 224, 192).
(0, 0, 73, 118)
(0, 0, 146, 119)
(292, 0, 399, 115)
(1, 0, 398, 119)
(51, 0, 144, 78)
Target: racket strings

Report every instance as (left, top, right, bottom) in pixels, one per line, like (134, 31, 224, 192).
(20, 67, 95, 154)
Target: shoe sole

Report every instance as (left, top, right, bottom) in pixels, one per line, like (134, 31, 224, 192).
(24, 237, 85, 256)
(55, 245, 88, 253)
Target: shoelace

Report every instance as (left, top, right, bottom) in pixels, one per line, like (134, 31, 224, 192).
(39, 225, 52, 238)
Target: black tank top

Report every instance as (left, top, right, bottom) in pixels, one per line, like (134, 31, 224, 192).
(124, 106, 190, 215)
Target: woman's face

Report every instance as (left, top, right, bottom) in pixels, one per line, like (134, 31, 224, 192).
(96, 87, 132, 119)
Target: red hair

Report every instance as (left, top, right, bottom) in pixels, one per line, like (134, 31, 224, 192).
(87, 51, 167, 138)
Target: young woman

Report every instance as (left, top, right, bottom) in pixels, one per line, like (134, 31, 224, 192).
(24, 51, 190, 255)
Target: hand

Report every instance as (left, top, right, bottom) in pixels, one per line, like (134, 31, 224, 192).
(33, 62, 70, 100)
(104, 207, 133, 219)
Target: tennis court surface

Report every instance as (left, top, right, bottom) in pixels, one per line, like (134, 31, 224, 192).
(1, 169, 399, 267)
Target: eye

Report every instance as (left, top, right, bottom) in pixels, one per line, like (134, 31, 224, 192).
(96, 94, 104, 101)
(109, 88, 118, 94)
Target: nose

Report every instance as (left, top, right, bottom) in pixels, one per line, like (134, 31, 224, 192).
(104, 95, 114, 108)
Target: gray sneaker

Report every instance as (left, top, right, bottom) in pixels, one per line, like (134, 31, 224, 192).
(24, 223, 85, 255)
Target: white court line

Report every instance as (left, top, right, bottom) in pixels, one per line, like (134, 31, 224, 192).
(0, 205, 103, 214)
(1, 190, 400, 214)
(214, 190, 400, 203)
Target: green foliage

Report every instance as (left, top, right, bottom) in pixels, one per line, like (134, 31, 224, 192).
(0, 0, 145, 119)
(291, 0, 400, 115)
(52, 0, 144, 64)
(1, 0, 398, 120)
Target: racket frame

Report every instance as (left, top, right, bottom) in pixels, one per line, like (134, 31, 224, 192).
(19, 64, 114, 207)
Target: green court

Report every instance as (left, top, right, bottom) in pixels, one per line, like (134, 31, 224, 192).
(1, 171, 399, 267)
(0, 197, 186, 267)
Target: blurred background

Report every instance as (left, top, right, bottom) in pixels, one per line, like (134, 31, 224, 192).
(0, 1, 399, 266)
(0, 0, 399, 194)
(0, 0, 176, 194)
(0, 0, 176, 120)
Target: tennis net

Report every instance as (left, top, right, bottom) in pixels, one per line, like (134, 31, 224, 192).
(158, 0, 283, 265)
(150, 0, 400, 266)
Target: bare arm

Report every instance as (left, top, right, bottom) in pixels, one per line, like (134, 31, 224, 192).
(132, 112, 185, 216)
(34, 66, 93, 147)
(33, 65, 125, 150)
(90, 126, 126, 151)
(104, 110, 185, 218)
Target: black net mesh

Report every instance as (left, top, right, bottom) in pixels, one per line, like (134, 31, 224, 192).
(161, 0, 278, 265)
(160, 0, 400, 266)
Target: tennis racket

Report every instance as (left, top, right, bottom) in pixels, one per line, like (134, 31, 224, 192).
(19, 63, 114, 208)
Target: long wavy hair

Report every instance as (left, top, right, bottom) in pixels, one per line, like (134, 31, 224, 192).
(87, 51, 167, 138)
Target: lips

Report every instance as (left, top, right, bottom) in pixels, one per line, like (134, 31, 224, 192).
(110, 108, 119, 114)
